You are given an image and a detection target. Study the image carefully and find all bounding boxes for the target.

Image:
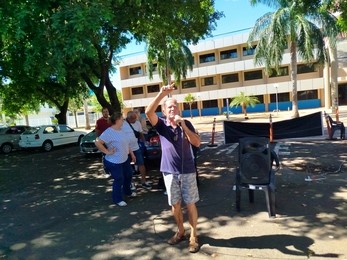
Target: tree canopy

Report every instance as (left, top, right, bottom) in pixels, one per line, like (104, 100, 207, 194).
(0, 0, 222, 123)
(248, 0, 339, 118)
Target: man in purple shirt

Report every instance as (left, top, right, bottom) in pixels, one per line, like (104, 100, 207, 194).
(145, 83, 201, 253)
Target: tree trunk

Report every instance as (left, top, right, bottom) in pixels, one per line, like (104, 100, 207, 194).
(290, 42, 300, 118)
(327, 38, 338, 116)
(323, 58, 331, 110)
(84, 100, 91, 130)
(74, 111, 78, 128)
(243, 104, 248, 119)
(25, 115, 29, 126)
(55, 99, 69, 124)
(105, 74, 121, 113)
(82, 73, 120, 115)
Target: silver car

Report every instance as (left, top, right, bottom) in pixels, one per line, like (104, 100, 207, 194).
(0, 125, 33, 154)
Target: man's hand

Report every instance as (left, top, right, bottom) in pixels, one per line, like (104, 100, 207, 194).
(174, 115, 184, 126)
(160, 83, 176, 95)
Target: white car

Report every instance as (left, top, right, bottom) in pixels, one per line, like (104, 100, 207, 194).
(0, 125, 34, 154)
(19, 125, 85, 152)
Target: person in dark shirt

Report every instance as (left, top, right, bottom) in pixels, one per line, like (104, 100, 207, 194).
(95, 107, 111, 137)
(95, 107, 112, 176)
(145, 83, 201, 253)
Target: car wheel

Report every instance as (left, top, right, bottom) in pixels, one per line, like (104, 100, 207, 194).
(1, 143, 13, 154)
(42, 140, 53, 152)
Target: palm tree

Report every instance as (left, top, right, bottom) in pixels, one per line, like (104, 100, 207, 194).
(146, 37, 194, 86)
(324, 0, 347, 113)
(248, 0, 338, 118)
(229, 92, 259, 119)
(184, 93, 197, 118)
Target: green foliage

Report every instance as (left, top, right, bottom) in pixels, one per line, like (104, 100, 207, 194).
(184, 93, 197, 104)
(0, 0, 222, 122)
(248, 0, 339, 118)
(89, 89, 124, 114)
(147, 41, 194, 85)
(184, 93, 197, 118)
(229, 92, 259, 118)
(326, 0, 347, 32)
(144, 1, 223, 85)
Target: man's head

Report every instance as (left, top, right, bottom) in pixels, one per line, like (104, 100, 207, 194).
(127, 111, 138, 123)
(101, 107, 109, 119)
(162, 98, 179, 120)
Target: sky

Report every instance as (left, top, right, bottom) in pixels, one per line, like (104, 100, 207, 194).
(112, 0, 273, 86)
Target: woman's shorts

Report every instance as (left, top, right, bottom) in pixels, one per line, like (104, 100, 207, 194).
(133, 148, 144, 166)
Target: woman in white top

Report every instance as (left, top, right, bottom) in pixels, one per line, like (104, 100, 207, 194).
(95, 112, 136, 206)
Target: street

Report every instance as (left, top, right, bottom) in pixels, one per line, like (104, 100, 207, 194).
(1, 127, 347, 259)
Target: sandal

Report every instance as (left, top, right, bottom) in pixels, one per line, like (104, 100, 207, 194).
(189, 237, 200, 253)
(167, 231, 186, 245)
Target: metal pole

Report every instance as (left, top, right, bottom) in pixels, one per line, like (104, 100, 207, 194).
(269, 114, 273, 142)
(275, 86, 279, 116)
(197, 94, 201, 119)
(226, 98, 230, 120)
(207, 118, 217, 147)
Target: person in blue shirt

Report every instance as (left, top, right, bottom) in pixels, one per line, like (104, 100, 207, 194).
(145, 83, 201, 253)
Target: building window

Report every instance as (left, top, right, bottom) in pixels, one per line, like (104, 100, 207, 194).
(270, 92, 290, 102)
(147, 84, 160, 93)
(220, 49, 237, 60)
(222, 73, 239, 84)
(244, 70, 263, 81)
(254, 95, 264, 103)
(298, 90, 318, 100)
(199, 53, 215, 63)
(129, 66, 142, 76)
(131, 87, 143, 95)
(183, 102, 197, 110)
(242, 45, 256, 56)
(182, 79, 196, 89)
(269, 66, 289, 77)
(297, 64, 316, 74)
(203, 77, 215, 86)
(202, 99, 218, 108)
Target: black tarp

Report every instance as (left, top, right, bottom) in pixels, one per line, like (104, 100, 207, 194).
(224, 112, 323, 143)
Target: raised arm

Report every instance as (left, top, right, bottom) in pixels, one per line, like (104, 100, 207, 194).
(145, 83, 175, 126)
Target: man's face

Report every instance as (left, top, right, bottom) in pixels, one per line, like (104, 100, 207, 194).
(164, 99, 179, 120)
(128, 114, 137, 123)
(102, 109, 109, 118)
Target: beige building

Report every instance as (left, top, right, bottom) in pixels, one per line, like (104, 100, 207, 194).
(119, 29, 347, 117)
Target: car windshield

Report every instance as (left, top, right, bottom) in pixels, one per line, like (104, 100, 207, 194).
(22, 127, 40, 134)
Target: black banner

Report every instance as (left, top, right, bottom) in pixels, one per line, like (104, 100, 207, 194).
(224, 112, 323, 143)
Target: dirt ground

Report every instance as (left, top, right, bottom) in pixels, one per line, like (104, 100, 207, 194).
(0, 106, 347, 259)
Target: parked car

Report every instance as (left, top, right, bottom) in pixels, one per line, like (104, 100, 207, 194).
(0, 125, 34, 154)
(19, 124, 85, 152)
(79, 129, 101, 154)
(79, 122, 162, 162)
(143, 125, 162, 161)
